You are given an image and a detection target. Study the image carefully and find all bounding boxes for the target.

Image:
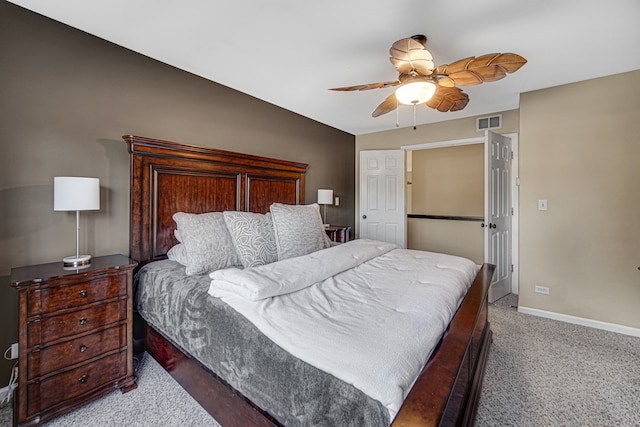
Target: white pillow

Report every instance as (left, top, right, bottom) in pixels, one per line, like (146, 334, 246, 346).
(166, 243, 189, 266)
(269, 203, 331, 261)
(223, 211, 278, 268)
(172, 212, 242, 275)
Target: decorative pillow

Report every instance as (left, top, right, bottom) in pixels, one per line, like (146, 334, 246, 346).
(166, 243, 189, 266)
(269, 203, 331, 261)
(223, 211, 278, 268)
(172, 212, 242, 275)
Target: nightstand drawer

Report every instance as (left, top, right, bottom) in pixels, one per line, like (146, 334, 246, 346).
(28, 324, 126, 380)
(27, 300, 126, 347)
(27, 272, 125, 316)
(27, 350, 127, 418)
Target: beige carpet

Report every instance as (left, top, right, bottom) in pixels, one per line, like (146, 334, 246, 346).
(0, 353, 218, 427)
(475, 294, 640, 426)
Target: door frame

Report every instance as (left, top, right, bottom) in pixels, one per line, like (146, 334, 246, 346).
(401, 133, 520, 294)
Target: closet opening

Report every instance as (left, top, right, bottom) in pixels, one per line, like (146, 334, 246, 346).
(406, 143, 484, 264)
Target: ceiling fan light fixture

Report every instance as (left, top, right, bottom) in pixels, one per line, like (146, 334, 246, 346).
(395, 80, 436, 105)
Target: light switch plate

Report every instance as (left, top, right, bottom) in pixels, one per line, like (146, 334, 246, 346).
(538, 199, 548, 211)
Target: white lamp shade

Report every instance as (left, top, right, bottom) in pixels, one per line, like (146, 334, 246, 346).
(317, 189, 334, 205)
(395, 81, 436, 105)
(54, 177, 100, 211)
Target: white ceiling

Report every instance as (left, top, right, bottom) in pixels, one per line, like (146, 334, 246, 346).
(9, 0, 640, 135)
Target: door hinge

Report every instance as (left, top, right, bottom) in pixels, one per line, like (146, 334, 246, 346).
(510, 151, 514, 160)
(510, 264, 514, 273)
(511, 207, 514, 215)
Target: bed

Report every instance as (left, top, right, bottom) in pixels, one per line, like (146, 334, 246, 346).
(124, 134, 494, 427)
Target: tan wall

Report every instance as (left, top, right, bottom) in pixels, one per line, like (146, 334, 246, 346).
(356, 110, 520, 151)
(357, 71, 640, 330)
(408, 219, 484, 264)
(0, 3, 355, 379)
(518, 70, 640, 329)
(411, 144, 484, 216)
(408, 144, 484, 262)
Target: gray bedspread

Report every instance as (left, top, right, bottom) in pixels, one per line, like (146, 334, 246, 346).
(134, 260, 389, 426)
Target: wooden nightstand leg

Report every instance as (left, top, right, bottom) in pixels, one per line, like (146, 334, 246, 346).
(121, 381, 138, 393)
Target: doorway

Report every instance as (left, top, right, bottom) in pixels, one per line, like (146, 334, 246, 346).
(401, 132, 519, 296)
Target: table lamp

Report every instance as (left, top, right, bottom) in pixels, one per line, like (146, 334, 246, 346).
(54, 177, 100, 268)
(317, 189, 333, 227)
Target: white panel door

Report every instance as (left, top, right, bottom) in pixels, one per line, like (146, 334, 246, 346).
(360, 150, 406, 248)
(485, 131, 512, 302)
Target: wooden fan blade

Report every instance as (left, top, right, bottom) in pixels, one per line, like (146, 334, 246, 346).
(490, 53, 528, 73)
(390, 37, 426, 54)
(426, 86, 469, 112)
(372, 93, 399, 117)
(390, 56, 434, 76)
(391, 59, 435, 76)
(410, 34, 427, 46)
(330, 80, 400, 91)
(436, 76, 456, 88)
(390, 38, 434, 76)
(447, 70, 488, 86)
(434, 53, 527, 86)
(389, 47, 433, 61)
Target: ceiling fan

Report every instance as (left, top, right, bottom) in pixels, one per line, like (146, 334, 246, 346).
(330, 35, 527, 119)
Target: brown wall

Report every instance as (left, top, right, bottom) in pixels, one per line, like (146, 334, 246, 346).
(0, 2, 355, 380)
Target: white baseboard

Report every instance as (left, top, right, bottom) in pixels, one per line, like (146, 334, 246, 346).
(518, 306, 640, 338)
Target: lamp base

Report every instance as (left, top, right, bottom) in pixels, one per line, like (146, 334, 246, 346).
(63, 254, 92, 268)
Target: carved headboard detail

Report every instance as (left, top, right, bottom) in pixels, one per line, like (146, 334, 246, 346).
(123, 135, 308, 265)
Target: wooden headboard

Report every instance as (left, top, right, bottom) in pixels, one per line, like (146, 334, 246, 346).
(123, 135, 308, 265)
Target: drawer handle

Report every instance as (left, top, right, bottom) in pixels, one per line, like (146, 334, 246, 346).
(79, 289, 88, 298)
(79, 317, 88, 325)
(78, 375, 88, 384)
(79, 345, 87, 353)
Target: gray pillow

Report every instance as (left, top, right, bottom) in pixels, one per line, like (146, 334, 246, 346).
(269, 203, 331, 261)
(172, 212, 242, 275)
(166, 243, 189, 266)
(223, 211, 278, 268)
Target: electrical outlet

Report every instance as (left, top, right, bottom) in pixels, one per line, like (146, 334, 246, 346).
(10, 343, 19, 359)
(534, 285, 550, 295)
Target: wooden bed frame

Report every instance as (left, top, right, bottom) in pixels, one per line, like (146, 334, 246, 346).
(124, 134, 494, 427)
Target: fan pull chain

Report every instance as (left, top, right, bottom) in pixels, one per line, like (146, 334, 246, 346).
(413, 104, 417, 130)
(396, 99, 400, 128)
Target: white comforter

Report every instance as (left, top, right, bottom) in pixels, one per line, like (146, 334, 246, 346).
(208, 239, 478, 419)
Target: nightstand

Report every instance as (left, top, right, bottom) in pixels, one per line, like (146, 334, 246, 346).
(326, 225, 351, 243)
(10, 254, 137, 426)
